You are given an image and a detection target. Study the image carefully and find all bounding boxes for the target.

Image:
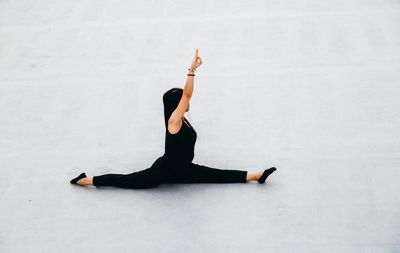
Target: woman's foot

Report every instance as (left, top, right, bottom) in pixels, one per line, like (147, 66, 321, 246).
(70, 173, 87, 185)
(257, 167, 277, 183)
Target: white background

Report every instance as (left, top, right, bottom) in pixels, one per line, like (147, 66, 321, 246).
(0, 0, 399, 252)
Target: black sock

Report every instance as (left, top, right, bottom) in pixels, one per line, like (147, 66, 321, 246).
(70, 172, 87, 184)
(258, 167, 276, 184)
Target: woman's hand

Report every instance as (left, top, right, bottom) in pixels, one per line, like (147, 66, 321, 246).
(189, 48, 202, 71)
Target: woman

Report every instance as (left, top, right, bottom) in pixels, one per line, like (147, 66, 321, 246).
(70, 48, 276, 188)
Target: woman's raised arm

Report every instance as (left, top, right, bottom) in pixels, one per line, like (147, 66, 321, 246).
(183, 48, 202, 97)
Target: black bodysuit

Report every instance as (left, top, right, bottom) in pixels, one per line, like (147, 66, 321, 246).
(92, 117, 247, 189)
(164, 117, 197, 164)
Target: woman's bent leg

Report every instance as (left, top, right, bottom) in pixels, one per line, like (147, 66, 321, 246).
(167, 163, 247, 184)
(93, 167, 166, 189)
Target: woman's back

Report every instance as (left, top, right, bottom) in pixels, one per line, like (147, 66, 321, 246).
(163, 117, 197, 164)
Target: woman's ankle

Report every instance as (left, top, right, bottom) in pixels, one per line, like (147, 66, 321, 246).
(246, 171, 262, 181)
(78, 177, 93, 185)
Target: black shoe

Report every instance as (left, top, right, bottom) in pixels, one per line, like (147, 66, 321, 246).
(70, 172, 87, 185)
(258, 167, 276, 184)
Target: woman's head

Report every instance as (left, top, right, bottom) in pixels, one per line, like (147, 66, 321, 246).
(163, 87, 189, 126)
(163, 88, 183, 111)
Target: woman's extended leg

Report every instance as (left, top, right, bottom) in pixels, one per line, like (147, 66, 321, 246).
(73, 167, 166, 189)
(72, 156, 168, 189)
(91, 167, 166, 189)
(166, 163, 248, 184)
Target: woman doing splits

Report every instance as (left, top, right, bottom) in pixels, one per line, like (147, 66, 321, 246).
(70, 48, 276, 189)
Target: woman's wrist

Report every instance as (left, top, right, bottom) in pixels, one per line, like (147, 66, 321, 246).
(187, 67, 196, 76)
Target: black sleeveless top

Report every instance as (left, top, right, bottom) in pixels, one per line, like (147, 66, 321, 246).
(163, 117, 197, 164)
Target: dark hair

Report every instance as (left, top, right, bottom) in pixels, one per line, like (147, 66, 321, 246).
(163, 88, 183, 127)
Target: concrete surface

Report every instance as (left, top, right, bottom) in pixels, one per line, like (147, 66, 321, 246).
(0, 0, 400, 252)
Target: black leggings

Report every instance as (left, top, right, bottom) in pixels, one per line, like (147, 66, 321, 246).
(92, 156, 248, 189)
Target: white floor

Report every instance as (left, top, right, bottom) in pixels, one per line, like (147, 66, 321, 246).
(1, 0, 400, 252)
